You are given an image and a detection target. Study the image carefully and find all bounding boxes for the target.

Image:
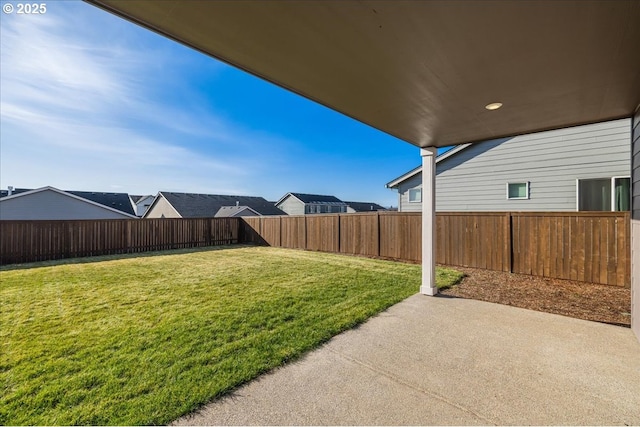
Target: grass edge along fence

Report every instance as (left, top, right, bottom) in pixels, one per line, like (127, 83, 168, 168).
(241, 211, 630, 287)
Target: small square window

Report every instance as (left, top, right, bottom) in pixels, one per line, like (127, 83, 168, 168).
(408, 188, 422, 203)
(507, 182, 529, 200)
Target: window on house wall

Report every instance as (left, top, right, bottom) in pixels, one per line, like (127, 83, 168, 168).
(507, 182, 529, 200)
(578, 177, 630, 211)
(408, 188, 422, 203)
(614, 177, 631, 211)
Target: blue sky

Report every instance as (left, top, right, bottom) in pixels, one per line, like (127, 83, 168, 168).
(1, 1, 429, 207)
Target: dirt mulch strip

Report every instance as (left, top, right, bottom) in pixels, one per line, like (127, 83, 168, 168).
(438, 265, 631, 327)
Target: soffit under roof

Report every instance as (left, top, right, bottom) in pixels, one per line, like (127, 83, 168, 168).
(87, 0, 640, 148)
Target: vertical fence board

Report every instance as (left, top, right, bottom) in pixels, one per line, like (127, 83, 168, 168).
(280, 216, 305, 249)
(1, 212, 630, 287)
(306, 215, 339, 252)
(380, 213, 420, 261)
(508, 212, 629, 287)
(0, 217, 240, 265)
(339, 213, 379, 256)
(615, 216, 627, 287)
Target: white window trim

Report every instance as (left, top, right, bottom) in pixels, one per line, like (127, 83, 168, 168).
(506, 182, 530, 200)
(612, 176, 631, 211)
(408, 188, 422, 203)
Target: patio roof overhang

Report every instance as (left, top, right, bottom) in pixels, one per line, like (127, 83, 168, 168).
(86, 0, 640, 148)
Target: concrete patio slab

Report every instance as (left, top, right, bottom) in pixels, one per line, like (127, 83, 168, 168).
(173, 295, 640, 426)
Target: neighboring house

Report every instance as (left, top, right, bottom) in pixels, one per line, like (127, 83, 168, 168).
(143, 192, 286, 218)
(0, 187, 29, 198)
(345, 201, 387, 213)
(276, 193, 388, 215)
(0, 186, 138, 220)
(386, 119, 631, 212)
(276, 193, 348, 215)
(214, 206, 261, 217)
(130, 195, 155, 217)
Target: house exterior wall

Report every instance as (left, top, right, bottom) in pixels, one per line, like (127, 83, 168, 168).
(396, 119, 631, 212)
(234, 209, 260, 217)
(631, 109, 640, 340)
(144, 196, 181, 218)
(276, 196, 304, 216)
(135, 196, 154, 216)
(396, 173, 424, 212)
(0, 190, 131, 220)
(305, 203, 346, 214)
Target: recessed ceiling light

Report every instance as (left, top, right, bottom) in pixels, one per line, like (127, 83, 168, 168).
(485, 102, 503, 110)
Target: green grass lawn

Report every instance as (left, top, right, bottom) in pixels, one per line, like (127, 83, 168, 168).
(1, 246, 462, 425)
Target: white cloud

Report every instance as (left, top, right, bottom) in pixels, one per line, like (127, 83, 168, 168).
(0, 2, 408, 207)
(0, 2, 289, 196)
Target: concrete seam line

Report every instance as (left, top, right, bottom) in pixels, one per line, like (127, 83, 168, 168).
(325, 347, 499, 426)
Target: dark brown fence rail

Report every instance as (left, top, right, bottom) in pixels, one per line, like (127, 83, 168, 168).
(0, 217, 239, 265)
(241, 211, 631, 287)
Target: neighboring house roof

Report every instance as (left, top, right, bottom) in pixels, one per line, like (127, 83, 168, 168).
(385, 144, 471, 188)
(214, 205, 260, 217)
(276, 192, 346, 205)
(66, 190, 137, 216)
(131, 195, 154, 203)
(0, 188, 31, 198)
(276, 193, 387, 212)
(130, 195, 154, 209)
(149, 192, 286, 218)
(345, 201, 387, 212)
(0, 186, 138, 219)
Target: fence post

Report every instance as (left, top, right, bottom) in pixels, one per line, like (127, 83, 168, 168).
(337, 214, 341, 253)
(377, 211, 381, 257)
(126, 220, 131, 254)
(304, 215, 308, 250)
(506, 212, 513, 273)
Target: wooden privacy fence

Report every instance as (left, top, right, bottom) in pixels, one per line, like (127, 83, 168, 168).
(241, 213, 421, 261)
(241, 211, 631, 287)
(0, 217, 239, 265)
(1, 212, 630, 286)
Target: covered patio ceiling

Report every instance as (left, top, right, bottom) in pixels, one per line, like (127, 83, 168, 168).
(87, 1, 639, 148)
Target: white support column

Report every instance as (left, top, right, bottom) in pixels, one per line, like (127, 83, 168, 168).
(421, 147, 438, 296)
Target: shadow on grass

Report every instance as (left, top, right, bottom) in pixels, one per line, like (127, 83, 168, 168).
(0, 243, 260, 271)
(436, 272, 466, 291)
